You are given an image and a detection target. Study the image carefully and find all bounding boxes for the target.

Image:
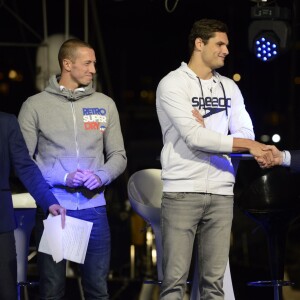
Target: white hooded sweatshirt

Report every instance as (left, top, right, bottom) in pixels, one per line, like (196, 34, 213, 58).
(156, 62, 254, 195)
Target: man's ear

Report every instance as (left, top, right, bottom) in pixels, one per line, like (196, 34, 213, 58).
(195, 38, 203, 51)
(63, 59, 72, 72)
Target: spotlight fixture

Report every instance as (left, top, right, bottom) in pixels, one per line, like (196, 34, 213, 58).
(248, 3, 291, 62)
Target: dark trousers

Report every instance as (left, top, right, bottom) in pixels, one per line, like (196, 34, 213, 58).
(35, 206, 111, 300)
(0, 231, 17, 300)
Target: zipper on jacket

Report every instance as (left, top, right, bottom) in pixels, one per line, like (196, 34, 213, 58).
(70, 101, 81, 208)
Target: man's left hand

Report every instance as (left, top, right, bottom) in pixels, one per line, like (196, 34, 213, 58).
(82, 171, 103, 190)
(49, 204, 66, 228)
(192, 108, 205, 127)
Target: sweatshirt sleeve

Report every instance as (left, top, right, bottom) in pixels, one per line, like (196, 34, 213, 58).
(228, 81, 255, 140)
(94, 101, 127, 185)
(157, 76, 233, 154)
(18, 100, 39, 159)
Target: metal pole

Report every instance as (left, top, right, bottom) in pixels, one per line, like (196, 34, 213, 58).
(42, 0, 49, 87)
(84, 0, 88, 42)
(89, 0, 113, 96)
(42, 0, 48, 41)
(65, 0, 69, 40)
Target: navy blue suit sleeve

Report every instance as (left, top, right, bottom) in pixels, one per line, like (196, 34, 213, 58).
(8, 115, 59, 213)
(290, 150, 300, 173)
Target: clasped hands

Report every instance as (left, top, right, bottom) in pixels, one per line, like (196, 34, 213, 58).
(253, 144, 283, 169)
(66, 169, 102, 190)
(45, 169, 101, 229)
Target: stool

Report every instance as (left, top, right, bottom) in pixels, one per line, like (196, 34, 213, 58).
(236, 166, 300, 300)
(13, 193, 38, 300)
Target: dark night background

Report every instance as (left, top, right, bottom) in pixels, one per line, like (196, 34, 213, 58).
(1, 0, 300, 299)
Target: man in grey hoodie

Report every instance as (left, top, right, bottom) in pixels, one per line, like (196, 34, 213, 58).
(18, 39, 127, 300)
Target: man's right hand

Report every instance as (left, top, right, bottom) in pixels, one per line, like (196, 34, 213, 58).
(232, 138, 275, 168)
(258, 145, 283, 168)
(248, 141, 275, 168)
(65, 170, 86, 187)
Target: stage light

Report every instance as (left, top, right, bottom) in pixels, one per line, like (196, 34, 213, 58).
(260, 134, 270, 143)
(252, 28, 279, 62)
(272, 134, 281, 143)
(248, 4, 291, 62)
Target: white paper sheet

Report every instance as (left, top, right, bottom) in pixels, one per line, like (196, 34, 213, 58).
(38, 215, 93, 264)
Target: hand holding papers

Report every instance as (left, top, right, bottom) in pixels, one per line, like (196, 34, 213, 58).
(39, 215, 93, 264)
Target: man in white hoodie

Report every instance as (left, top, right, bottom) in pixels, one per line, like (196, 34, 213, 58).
(156, 18, 273, 300)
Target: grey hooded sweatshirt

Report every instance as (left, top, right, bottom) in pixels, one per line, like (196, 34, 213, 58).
(18, 75, 127, 210)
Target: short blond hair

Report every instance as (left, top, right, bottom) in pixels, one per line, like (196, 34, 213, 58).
(58, 39, 94, 69)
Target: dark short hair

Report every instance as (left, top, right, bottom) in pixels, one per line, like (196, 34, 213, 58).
(188, 19, 228, 55)
(58, 39, 94, 69)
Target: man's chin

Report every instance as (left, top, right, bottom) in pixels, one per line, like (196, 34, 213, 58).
(214, 61, 225, 69)
(81, 81, 92, 87)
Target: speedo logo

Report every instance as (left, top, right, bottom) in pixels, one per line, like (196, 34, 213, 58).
(191, 97, 231, 117)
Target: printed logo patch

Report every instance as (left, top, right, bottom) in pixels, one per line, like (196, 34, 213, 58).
(191, 96, 231, 118)
(82, 107, 107, 132)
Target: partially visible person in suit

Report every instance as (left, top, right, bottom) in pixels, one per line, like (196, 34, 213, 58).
(258, 145, 300, 171)
(260, 145, 300, 294)
(0, 111, 66, 300)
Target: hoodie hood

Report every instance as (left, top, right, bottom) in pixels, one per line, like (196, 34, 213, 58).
(45, 74, 95, 101)
(178, 62, 221, 86)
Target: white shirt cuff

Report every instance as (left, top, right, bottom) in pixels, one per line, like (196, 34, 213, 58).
(282, 150, 291, 167)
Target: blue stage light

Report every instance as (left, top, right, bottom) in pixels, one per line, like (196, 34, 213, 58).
(248, 5, 291, 62)
(253, 34, 279, 62)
